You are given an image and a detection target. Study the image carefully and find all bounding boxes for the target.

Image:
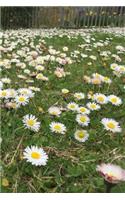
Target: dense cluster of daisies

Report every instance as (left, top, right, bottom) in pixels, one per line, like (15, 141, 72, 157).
(1, 28, 125, 187)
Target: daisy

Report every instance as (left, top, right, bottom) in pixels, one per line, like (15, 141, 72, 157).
(23, 146, 48, 166)
(15, 95, 29, 106)
(86, 102, 101, 111)
(36, 73, 44, 80)
(0, 89, 10, 99)
(29, 86, 40, 92)
(40, 75, 49, 81)
(74, 130, 89, 142)
(63, 46, 68, 51)
(108, 95, 122, 106)
(87, 91, 94, 100)
(101, 118, 121, 133)
(83, 75, 91, 83)
(74, 92, 85, 100)
(24, 69, 30, 74)
(76, 114, 90, 126)
(61, 88, 69, 94)
(77, 106, 90, 115)
(1, 78, 11, 84)
(18, 88, 34, 98)
(94, 93, 108, 104)
(67, 102, 78, 111)
(110, 63, 118, 70)
(48, 106, 61, 117)
(118, 65, 125, 75)
(91, 77, 102, 85)
(96, 163, 125, 184)
(89, 55, 97, 60)
(7, 89, 17, 98)
(35, 65, 45, 71)
(5, 101, 19, 109)
(23, 114, 41, 132)
(103, 77, 112, 84)
(50, 122, 66, 134)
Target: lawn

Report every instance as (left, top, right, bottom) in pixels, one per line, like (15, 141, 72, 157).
(0, 29, 125, 193)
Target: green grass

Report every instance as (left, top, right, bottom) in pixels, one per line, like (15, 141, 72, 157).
(1, 30, 125, 193)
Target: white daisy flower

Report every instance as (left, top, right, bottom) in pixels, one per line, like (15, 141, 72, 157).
(29, 86, 40, 92)
(35, 65, 45, 71)
(8, 89, 17, 98)
(86, 102, 101, 111)
(97, 163, 125, 184)
(50, 122, 66, 134)
(23, 114, 41, 132)
(118, 65, 125, 74)
(76, 114, 90, 126)
(103, 76, 112, 84)
(48, 106, 61, 117)
(23, 146, 48, 166)
(15, 95, 29, 106)
(61, 88, 69, 94)
(108, 95, 122, 106)
(36, 73, 44, 79)
(101, 118, 121, 133)
(63, 47, 68, 52)
(24, 69, 30, 74)
(0, 89, 10, 99)
(67, 102, 78, 111)
(77, 106, 90, 115)
(36, 73, 48, 81)
(74, 130, 89, 142)
(74, 92, 85, 100)
(89, 55, 97, 60)
(18, 88, 34, 98)
(94, 93, 108, 104)
(1, 78, 11, 84)
(110, 63, 118, 70)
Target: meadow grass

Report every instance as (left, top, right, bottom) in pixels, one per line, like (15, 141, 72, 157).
(1, 30, 125, 192)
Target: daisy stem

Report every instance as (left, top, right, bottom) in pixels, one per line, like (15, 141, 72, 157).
(104, 180, 115, 193)
(31, 99, 37, 109)
(106, 84, 110, 92)
(13, 126, 24, 135)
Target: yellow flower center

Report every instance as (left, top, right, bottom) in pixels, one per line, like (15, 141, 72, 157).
(120, 67, 124, 71)
(104, 77, 109, 81)
(97, 96, 104, 102)
(107, 122, 115, 129)
(80, 107, 86, 112)
(54, 125, 61, 130)
(111, 98, 117, 103)
(19, 96, 25, 102)
(91, 104, 96, 109)
(80, 116, 87, 123)
(76, 95, 81, 98)
(107, 172, 116, 178)
(2, 91, 7, 96)
(78, 131, 85, 138)
(93, 79, 101, 84)
(51, 111, 57, 115)
(31, 152, 41, 159)
(70, 105, 75, 109)
(27, 119, 35, 126)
